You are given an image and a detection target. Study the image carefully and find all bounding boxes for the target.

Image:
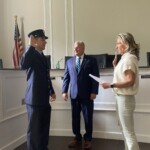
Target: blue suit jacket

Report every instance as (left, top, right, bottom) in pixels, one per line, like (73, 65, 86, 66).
(20, 46, 55, 106)
(62, 55, 99, 100)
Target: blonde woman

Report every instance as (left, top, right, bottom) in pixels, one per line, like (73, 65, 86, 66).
(101, 32, 140, 150)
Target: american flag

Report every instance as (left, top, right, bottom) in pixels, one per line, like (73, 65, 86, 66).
(13, 20, 24, 68)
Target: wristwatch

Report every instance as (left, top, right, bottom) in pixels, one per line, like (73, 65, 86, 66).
(110, 84, 115, 88)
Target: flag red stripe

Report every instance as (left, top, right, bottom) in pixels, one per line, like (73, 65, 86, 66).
(13, 22, 24, 68)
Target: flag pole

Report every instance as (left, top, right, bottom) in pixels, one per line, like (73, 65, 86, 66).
(14, 16, 18, 37)
(14, 16, 18, 69)
(14, 16, 17, 25)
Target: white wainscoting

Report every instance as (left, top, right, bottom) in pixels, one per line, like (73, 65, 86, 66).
(0, 70, 27, 150)
(0, 68, 150, 150)
(50, 68, 150, 143)
(1, 71, 26, 118)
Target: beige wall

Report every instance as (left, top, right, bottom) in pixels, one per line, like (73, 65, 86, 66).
(73, 0, 150, 67)
(1, 0, 150, 68)
(0, 0, 45, 68)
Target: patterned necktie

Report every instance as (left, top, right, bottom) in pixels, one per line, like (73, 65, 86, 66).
(76, 56, 81, 73)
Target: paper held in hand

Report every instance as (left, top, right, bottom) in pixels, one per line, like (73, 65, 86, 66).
(89, 74, 104, 84)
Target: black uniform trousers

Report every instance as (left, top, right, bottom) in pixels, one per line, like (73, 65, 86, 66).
(26, 104, 51, 150)
(71, 96, 94, 142)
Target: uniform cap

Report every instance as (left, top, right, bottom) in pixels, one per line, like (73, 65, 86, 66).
(28, 29, 48, 39)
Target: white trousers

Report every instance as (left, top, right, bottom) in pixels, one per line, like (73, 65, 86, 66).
(115, 94, 140, 150)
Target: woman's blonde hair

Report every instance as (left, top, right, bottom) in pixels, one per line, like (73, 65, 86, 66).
(117, 32, 140, 60)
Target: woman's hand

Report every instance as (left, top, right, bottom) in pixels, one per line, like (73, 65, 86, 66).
(100, 82, 111, 89)
(112, 51, 118, 68)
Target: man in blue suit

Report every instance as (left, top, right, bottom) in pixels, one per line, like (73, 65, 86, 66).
(20, 29, 56, 150)
(62, 41, 99, 149)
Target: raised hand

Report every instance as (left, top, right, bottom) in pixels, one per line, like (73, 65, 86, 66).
(112, 51, 118, 68)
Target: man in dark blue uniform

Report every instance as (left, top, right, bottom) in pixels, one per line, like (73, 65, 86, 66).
(62, 41, 99, 149)
(20, 29, 56, 150)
